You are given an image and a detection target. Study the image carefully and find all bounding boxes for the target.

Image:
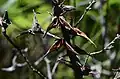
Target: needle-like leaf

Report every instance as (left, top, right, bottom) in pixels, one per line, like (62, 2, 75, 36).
(71, 28, 96, 47)
(37, 39, 63, 62)
(59, 16, 73, 30)
(72, 45, 92, 57)
(49, 39, 64, 52)
(43, 17, 58, 38)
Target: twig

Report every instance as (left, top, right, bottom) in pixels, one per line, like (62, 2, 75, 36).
(82, 34, 120, 70)
(16, 28, 60, 40)
(51, 53, 64, 75)
(2, 54, 18, 72)
(51, 61, 59, 75)
(74, 0, 96, 27)
(61, 20, 84, 78)
(83, 55, 89, 67)
(113, 67, 120, 79)
(16, 10, 60, 40)
(1, 52, 27, 72)
(90, 34, 120, 55)
(38, 35, 52, 79)
(45, 58, 52, 79)
(2, 28, 47, 79)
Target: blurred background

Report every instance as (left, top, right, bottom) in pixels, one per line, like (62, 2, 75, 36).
(0, 0, 120, 79)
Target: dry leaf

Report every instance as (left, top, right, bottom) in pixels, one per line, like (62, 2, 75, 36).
(37, 39, 64, 62)
(59, 16, 73, 30)
(43, 17, 58, 38)
(71, 28, 96, 47)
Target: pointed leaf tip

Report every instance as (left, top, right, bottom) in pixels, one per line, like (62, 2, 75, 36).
(73, 28, 96, 47)
(43, 17, 58, 38)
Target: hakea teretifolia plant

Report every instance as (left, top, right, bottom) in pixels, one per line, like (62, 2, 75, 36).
(42, 0, 96, 59)
(18, 0, 96, 77)
(0, 0, 98, 78)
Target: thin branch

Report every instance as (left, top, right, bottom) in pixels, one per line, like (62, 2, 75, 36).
(1, 52, 27, 72)
(16, 10, 60, 40)
(51, 61, 59, 75)
(45, 58, 52, 79)
(83, 55, 89, 67)
(38, 35, 53, 79)
(113, 67, 120, 79)
(16, 27, 60, 40)
(90, 34, 120, 55)
(74, 0, 96, 27)
(41, 28, 60, 39)
(2, 54, 18, 72)
(2, 28, 47, 79)
(51, 53, 64, 75)
(81, 34, 120, 72)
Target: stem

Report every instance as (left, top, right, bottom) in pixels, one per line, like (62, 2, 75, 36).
(60, 25, 83, 78)
(74, 0, 96, 27)
(2, 29, 47, 79)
